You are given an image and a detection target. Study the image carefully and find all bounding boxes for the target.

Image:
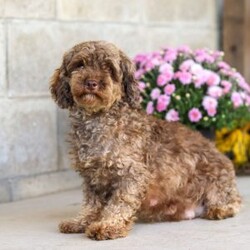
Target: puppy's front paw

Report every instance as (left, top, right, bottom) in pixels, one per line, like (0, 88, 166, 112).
(59, 219, 85, 234)
(85, 221, 130, 240)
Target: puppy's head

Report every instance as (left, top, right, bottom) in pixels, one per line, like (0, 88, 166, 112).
(50, 41, 140, 113)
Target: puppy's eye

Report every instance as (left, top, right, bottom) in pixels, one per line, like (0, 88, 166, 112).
(71, 63, 84, 74)
(74, 61, 85, 70)
(69, 61, 84, 73)
(76, 63, 84, 70)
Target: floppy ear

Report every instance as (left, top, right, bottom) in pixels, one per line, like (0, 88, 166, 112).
(119, 51, 140, 108)
(50, 52, 74, 109)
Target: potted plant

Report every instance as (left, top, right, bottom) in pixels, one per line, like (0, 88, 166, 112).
(134, 46, 250, 134)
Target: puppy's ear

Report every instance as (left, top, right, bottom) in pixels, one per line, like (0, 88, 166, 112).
(50, 51, 74, 109)
(119, 51, 140, 108)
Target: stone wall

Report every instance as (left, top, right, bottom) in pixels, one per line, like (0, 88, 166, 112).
(0, 0, 218, 203)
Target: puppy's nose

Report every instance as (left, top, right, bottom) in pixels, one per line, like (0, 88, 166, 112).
(85, 80, 98, 90)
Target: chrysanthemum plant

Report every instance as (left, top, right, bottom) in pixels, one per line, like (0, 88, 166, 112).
(134, 46, 250, 131)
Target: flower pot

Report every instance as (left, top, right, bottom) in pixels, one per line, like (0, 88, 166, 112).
(199, 128, 215, 141)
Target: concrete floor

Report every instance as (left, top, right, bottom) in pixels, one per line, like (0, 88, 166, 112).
(0, 177, 250, 250)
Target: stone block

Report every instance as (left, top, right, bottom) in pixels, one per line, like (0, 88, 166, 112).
(143, 0, 178, 23)
(0, 21, 6, 96)
(0, 180, 11, 203)
(57, 109, 71, 170)
(0, 99, 57, 178)
(0, 0, 55, 19)
(8, 21, 63, 97)
(57, 22, 104, 50)
(0, 2, 3, 16)
(147, 27, 179, 52)
(144, 0, 216, 28)
(11, 170, 81, 201)
(137, 26, 218, 58)
(57, 23, 146, 57)
(176, 0, 217, 27)
(102, 24, 148, 57)
(57, 0, 140, 23)
(8, 21, 104, 97)
(176, 27, 218, 50)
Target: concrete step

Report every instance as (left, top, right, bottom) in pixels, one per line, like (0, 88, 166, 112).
(0, 177, 250, 250)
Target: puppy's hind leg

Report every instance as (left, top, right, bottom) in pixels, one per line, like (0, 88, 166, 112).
(202, 163, 241, 220)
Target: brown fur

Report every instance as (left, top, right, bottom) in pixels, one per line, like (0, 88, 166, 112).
(50, 41, 241, 240)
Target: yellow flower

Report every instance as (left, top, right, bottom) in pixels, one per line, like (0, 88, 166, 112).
(216, 123, 250, 166)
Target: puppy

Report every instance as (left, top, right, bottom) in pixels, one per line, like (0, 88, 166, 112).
(50, 41, 241, 240)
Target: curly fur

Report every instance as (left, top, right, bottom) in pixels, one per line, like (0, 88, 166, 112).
(50, 41, 241, 240)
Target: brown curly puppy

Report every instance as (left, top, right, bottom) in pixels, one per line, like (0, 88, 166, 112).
(50, 41, 241, 240)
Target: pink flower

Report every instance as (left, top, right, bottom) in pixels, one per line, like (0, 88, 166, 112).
(231, 92, 243, 108)
(237, 78, 250, 93)
(190, 64, 203, 75)
(175, 71, 192, 85)
(145, 61, 155, 71)
(220, 68, 234, 77)
(164, 84, 176, 95)
(207, 86, 223, 98)
(202, 96, 218, 117)
(240, 91, 247, 101)
(157, 74, 168, 86)
(146, 101, 154, 114)
(188, 108, 202, 122)
(194, 49, 215, 63)
(193, 70, 209, 88)
(151, 58, 161, 66)
(217, 61, 230, 70)
(165, 109, 180, 122)
(177, 45, 192, 54)
(194, 49, 208, 63)
(179, 59, 195, 71)
(221, 80, 232, 94)
(150, 88, 161, 100)
(205, 55, 215, 64)
(149, 52, 163, 66)
(212, 50, 224, 60)
(133, 54, 147, 64)
(207, 107, 217, 117)
(202, 96, 218, 110)
(156, 95, 170, 112)
(193, 78, 205, 88)
(233, 72, 244, 81)
(138, 81, 146, 91)
(164, 49, 177, 63)
(191, 66, 209, 88)
(151, 51, 162, 58)
(245, 95, 250, 106)
(206, 71, 220, 86)
(232, 73, 250, 92)
(159, 63, 172, 73)
(134, 69, 145, 79)
(157, 68, 173, 86)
